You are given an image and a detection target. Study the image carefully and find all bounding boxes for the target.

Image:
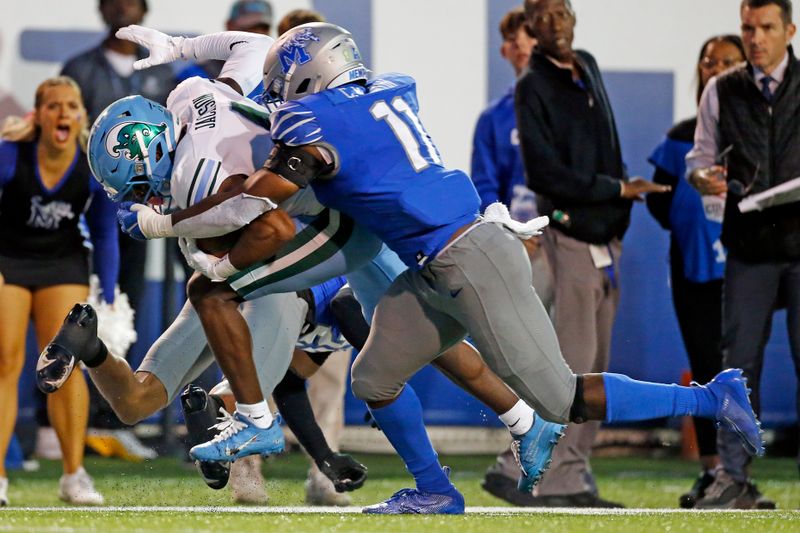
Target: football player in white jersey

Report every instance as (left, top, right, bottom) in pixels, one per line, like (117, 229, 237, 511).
(45, 26, 560, 499)
(82, 27, 383, 464)
(38, 28, 371, 494)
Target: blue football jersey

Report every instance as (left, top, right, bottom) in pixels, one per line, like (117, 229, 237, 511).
(270, 73, 481, 269)
(649, 135, 725, 282)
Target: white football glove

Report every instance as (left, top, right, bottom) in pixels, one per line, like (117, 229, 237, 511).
(178, 238, 239, 282)
(482, 201, 549, 240)
(116, 25, 186, 70)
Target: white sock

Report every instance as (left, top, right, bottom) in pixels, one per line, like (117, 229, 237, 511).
(499, 400, 534, 435)
(236, 400, 273, 429)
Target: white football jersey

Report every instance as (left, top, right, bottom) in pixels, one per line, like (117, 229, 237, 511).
(166, 77, 323, 217)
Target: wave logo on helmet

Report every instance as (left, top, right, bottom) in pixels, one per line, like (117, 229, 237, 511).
(279, 28, 320, 73)
(105, 121, 166, 161)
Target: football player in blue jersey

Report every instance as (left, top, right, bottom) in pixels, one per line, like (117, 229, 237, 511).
(93, 25, 569, 497)
(48, 24, 563, 503)
(118, 23, 765, 515)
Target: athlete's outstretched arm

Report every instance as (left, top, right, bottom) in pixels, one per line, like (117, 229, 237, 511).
(124, 154, 312, 241)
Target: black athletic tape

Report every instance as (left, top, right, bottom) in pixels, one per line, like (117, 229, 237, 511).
(265, 143, 332, 188)
(569, 374, 587, 424)
(307, 351, 332, 366)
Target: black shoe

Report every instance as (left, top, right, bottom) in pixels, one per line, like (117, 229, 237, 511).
(481, 471, 541, 507)
(695, 470, 750, 509)
(747, 481, 777, 509)
(180, 384, 229, 490)
(526, 491, 625, 508)
(679, 471, 716, 509)
(318, 452, 368, 492)
(37, 304, 107, 393)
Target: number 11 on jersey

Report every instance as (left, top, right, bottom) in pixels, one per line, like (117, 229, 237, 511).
(370, 96, 442, 172)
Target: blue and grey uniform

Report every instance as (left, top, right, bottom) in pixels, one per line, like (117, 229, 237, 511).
(269, 74, 575, 422)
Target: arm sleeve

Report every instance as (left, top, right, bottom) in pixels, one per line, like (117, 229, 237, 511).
(0, 140, 19, 188)
(170, 192, 277, 238)
(470, 111, 501, 211)
(85, 181, 120, 304)
(514, 77, 622, 205)
(182, 32, 274, 97)
(685, 78, 720, 177)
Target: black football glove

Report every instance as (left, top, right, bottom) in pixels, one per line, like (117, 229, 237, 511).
(318, 452, 368, 492)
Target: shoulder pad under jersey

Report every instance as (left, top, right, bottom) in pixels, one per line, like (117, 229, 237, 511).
(270, 100, 323, 147)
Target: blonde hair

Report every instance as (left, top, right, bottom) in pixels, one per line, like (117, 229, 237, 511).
(0, 76, 89, 151)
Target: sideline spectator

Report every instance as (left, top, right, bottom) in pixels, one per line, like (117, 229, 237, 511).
(471, 7, 552, 507)
(516, 0, 668, 507)
(61, 0, 175, 315)
(60, 0, 172, 461)
(647, 35, 749, 509)
(0, 76, 118, 506)
(177, 0, 274, 86)
(278, 8, 326, 36)
(687, 0, 798, 509)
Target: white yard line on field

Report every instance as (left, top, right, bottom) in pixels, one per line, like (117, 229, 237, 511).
(0, 506, 793, 515)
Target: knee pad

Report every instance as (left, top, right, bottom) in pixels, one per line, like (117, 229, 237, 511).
(569, 374, 588, 424)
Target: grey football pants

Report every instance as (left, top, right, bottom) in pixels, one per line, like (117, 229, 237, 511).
(351, 223, 576, 423)
(137, 292, 307, 402)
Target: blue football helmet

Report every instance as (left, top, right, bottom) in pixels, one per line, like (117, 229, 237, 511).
(88, 95, 179, 204)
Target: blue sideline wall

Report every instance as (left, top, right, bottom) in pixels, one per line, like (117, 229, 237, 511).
(8, 0, 797, 428)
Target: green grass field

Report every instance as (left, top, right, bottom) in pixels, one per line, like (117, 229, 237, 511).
(1, 453, 798, 532)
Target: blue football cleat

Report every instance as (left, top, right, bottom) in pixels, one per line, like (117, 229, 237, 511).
(362, 467, 465, 514)
(189, 410, 285, 463)
(704, 368, 765, 457)
(513, 416, 567, 493)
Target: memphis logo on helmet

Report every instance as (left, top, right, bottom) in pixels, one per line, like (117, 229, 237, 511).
(279, 28, 320, 73)
(105, 121, 166, 162)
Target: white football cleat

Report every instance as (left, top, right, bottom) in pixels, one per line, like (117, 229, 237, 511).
(58, 467, 104, 505)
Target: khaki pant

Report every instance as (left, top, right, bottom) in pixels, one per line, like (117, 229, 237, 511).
(536, 229, 621, 496)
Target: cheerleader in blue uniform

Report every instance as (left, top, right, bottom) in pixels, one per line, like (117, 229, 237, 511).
(0, 77, 118, 506)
